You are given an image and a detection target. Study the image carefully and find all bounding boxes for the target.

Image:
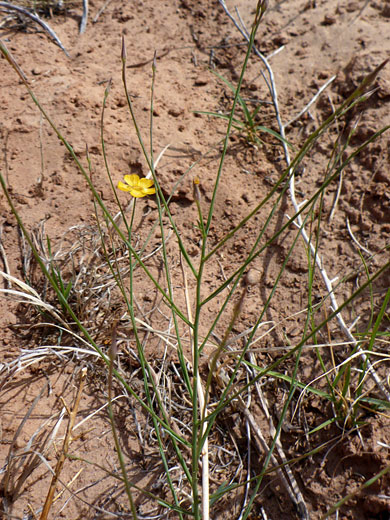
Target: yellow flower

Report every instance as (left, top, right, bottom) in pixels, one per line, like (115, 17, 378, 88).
(117, 174, 156, 198)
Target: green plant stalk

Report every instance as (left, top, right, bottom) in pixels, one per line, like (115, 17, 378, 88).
(149, 54, 156, 169)
(92, 196, 193, 506)
(93, 100, 194, 496)
(356, 286, 390, 400)
(122, 49, 196, 497)
(121, 52, 196, 491)
(107, 335, 138, 519)
(120, 39, 197, 280)
(204, 61, 390, 264)
(100, 79, 130, 235)
(202, 122, 390, 307)
(131, 255, 190, 507)
(99, 78, 172, 280)
(321, 464, 390, 519)
(205, 259, 390, 427)
(148, 57, 193, 398)
(204, 3, 266, 238)
(125, 211, 192, 506)
(67, 453, 190, 514)
(0, 42, 192, 328)
(180, 14, 275, 508)
(190, 229, 208, 518)
(138, 59, 194, 502)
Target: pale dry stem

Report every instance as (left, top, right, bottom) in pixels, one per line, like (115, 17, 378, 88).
(180, 255, 210, 520)
(39, 366, 87, 520)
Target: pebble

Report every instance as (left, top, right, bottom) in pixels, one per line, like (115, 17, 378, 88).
(245, 268, 261, 286)
(194, 75, 208, 86)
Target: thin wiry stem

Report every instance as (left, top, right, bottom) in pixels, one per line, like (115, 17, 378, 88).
(219, 0, 390, 404)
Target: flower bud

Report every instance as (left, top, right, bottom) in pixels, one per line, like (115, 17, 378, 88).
(193, 177, 201, 202)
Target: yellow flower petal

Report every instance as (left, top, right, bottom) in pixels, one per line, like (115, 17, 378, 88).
(118, 173, 155, 198)
(139, 178, 154, 189)
(130, 187, 148, 198)
(117, 180, 132, 192)
(124, 174, 140, 187)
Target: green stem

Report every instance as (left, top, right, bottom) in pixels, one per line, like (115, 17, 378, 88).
(107, 334, 138, 519)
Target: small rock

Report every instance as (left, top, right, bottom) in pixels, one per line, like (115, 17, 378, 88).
(168, 107, 183, 117)
(245, 269, 261, 286)
(194, 75, 208, 86)
(321, 15, 336, 25)
(273, 34, 289, 46)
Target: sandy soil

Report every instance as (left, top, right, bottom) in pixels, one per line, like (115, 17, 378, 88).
(1, 0, 390, 518)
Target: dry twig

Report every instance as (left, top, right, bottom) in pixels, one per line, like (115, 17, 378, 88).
(79, 0, 88, 34)
(0, 2, 69, 56)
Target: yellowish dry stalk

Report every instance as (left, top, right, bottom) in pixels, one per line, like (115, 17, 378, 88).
(39, 367, 87, 520)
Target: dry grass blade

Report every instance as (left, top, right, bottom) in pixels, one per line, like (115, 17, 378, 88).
(221, 0, 390, 403)
(8, 408, 67, 502)
(0, 270, 70, 328)
(0, 226, 11, 289)
(92, 0, 112, 23)
(2, 383, 48, 505)
(0, 2, 69, 56)
(238, 400, 309, 520)
(285, 74, 336, 128)
(39, 367, 87, 520)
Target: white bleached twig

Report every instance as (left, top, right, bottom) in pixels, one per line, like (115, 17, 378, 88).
(285, 75, 337, 128)
(218, 0, 390, 403)
(79, 0, 88, 34)
(0, 2, 69, 56)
